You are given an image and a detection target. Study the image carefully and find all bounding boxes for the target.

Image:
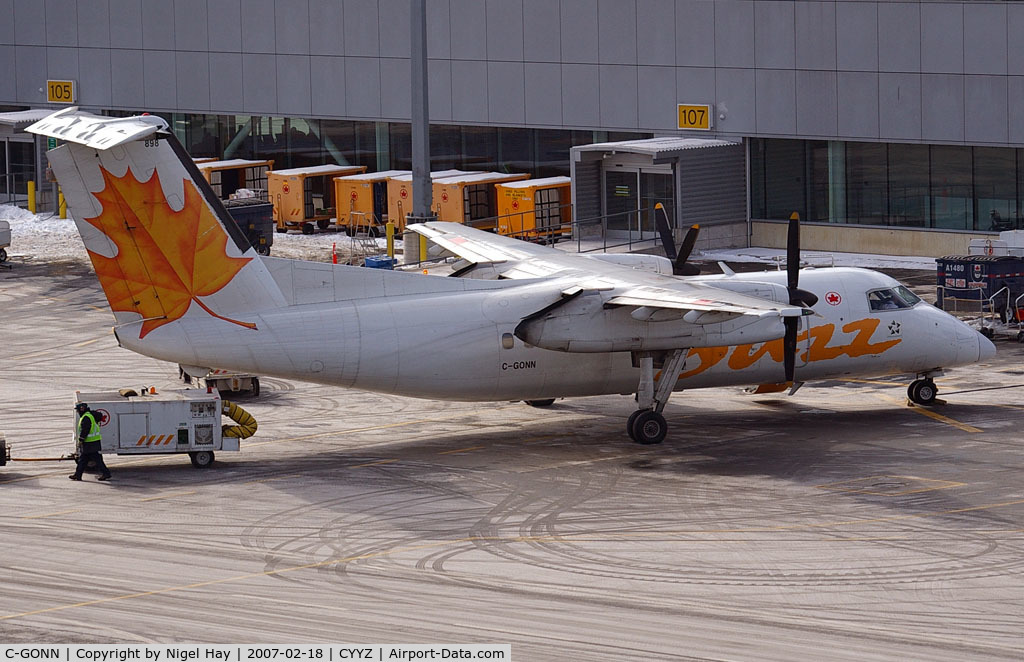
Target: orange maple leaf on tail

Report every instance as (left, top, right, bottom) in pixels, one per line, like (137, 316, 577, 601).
(84, 166, 255, 338)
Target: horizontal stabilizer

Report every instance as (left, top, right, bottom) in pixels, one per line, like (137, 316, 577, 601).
(26, 107, 168, 149)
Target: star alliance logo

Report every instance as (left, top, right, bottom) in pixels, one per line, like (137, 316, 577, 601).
(888, 320, 902, 336)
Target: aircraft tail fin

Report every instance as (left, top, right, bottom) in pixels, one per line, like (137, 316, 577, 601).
(28, 109, 285, 339)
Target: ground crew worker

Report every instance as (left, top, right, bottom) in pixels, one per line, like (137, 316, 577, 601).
(69, 402, 111, 481)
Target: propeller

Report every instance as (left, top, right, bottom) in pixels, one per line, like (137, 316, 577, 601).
(654, 202, 701, 276)
(783, 212, 819, 384)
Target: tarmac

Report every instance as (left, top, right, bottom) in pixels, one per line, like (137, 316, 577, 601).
(1, 255, 1023, 660)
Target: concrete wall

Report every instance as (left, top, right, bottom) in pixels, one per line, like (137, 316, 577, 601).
(693, 221, 747, 251)
(0, 1, 1020, 146)
(752, 221, 988, 258)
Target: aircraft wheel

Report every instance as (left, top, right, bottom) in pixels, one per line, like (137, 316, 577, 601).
(630, 410, 667, 445)
(907, 379, 938, 406)
(626, 410, 643, 442)
(524, 398, 555, 407)
(189, 451, 215, 468)
(251, 377, 260, 397)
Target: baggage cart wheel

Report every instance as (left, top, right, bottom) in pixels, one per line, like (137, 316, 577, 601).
(189, 451, 215, 468)
(256, 245, 270, 256)
(0, 247, 7, 262)
(251, 377, 260, 397)
(301, 223, 314, 235)
(317, 219, 330, 230)
(276, 226, 287, 234)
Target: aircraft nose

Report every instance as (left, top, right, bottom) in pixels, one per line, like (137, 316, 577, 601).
(977, 331, 997, 362)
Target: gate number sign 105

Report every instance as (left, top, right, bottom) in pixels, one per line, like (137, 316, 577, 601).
(46, 80, 76, 104)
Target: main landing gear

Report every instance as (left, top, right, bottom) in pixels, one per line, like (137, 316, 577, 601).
(907, 377, 938, 405)
(627, 349, 687, 444)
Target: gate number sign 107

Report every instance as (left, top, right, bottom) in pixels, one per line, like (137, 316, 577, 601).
(677, 104, 712, 130)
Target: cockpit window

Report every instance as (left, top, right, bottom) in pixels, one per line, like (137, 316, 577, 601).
(867, 287, 918, 311)
(894, 285, 921, 306)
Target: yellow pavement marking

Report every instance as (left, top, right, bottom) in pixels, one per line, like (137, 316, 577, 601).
(73, 338, 102, 347)
(521, 435, 557, 444)
(438, 445, 484, 455)
(3, 496, 1024, 623)
(11, 350, 50, 360)
(816, 475, 965, 496)
(20, 509, 80, 520)
(140, 490, 197, 502)
(839, 378, 903, 386)
(874, 394, 983, 433)
(243, 474, 302, 485)
(350, 458, 399, 468)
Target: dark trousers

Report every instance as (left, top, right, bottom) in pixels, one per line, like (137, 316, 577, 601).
(74, 442, 110, 478)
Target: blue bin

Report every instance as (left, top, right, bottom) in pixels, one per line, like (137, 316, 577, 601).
(364, 256, 396, 270)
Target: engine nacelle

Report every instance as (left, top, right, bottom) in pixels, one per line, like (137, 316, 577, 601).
(514, 292, 787, 352)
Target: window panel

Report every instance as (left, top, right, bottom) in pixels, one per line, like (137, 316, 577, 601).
(930, 145, 972, 230)
(764, 139, 806, 220)
(888, 143, 929, 227)
(845, 142, 887, 225)
(974, 147, 1017, 231)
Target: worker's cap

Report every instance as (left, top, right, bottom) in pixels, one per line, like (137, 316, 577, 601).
(75, 402, 88, 411)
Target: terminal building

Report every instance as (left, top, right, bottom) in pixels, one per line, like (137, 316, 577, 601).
(0, 0, 1019, 255)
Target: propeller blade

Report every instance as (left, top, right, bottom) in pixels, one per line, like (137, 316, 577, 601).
(783, 317, 798, 384)
(653, 202, 677, 261)
(673, 224, 701, 276)
(787, 212, 800, 295)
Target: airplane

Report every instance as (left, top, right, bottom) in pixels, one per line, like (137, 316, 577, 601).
(28, 109, 996, 444)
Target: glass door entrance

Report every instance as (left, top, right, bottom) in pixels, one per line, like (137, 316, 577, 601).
(605, 170, 639, 233)
(604, 168, 673, 239)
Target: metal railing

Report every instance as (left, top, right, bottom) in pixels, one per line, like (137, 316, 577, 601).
(464, 204, 666, 255)
(935, 285, 986, 318)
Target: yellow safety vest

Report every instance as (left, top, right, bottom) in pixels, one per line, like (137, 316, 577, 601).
(79, 412, 101, 443)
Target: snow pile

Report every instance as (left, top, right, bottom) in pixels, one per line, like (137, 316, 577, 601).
(0, 205, 87, 261)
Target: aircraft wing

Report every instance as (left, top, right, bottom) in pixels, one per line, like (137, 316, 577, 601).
(604, 283, 800, 317)
(410, 221, 801, 318)
(408, 221, 564, 271)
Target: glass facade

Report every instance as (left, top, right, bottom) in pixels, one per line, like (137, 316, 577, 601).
(751, 138, 1024, 232)
(140, 111, 648, 179)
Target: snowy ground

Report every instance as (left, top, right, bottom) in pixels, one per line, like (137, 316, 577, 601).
(0, 204, 391, 264)
(1, 203, 938, 271)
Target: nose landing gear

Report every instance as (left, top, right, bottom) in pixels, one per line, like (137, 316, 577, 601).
(628, 349, 687, 444)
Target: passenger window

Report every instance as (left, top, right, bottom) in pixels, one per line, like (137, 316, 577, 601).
(867, 288, 912, 311)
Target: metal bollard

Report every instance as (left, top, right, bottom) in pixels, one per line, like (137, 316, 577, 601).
(27, 180, 36, 214)
(386, 221, 395, 258)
